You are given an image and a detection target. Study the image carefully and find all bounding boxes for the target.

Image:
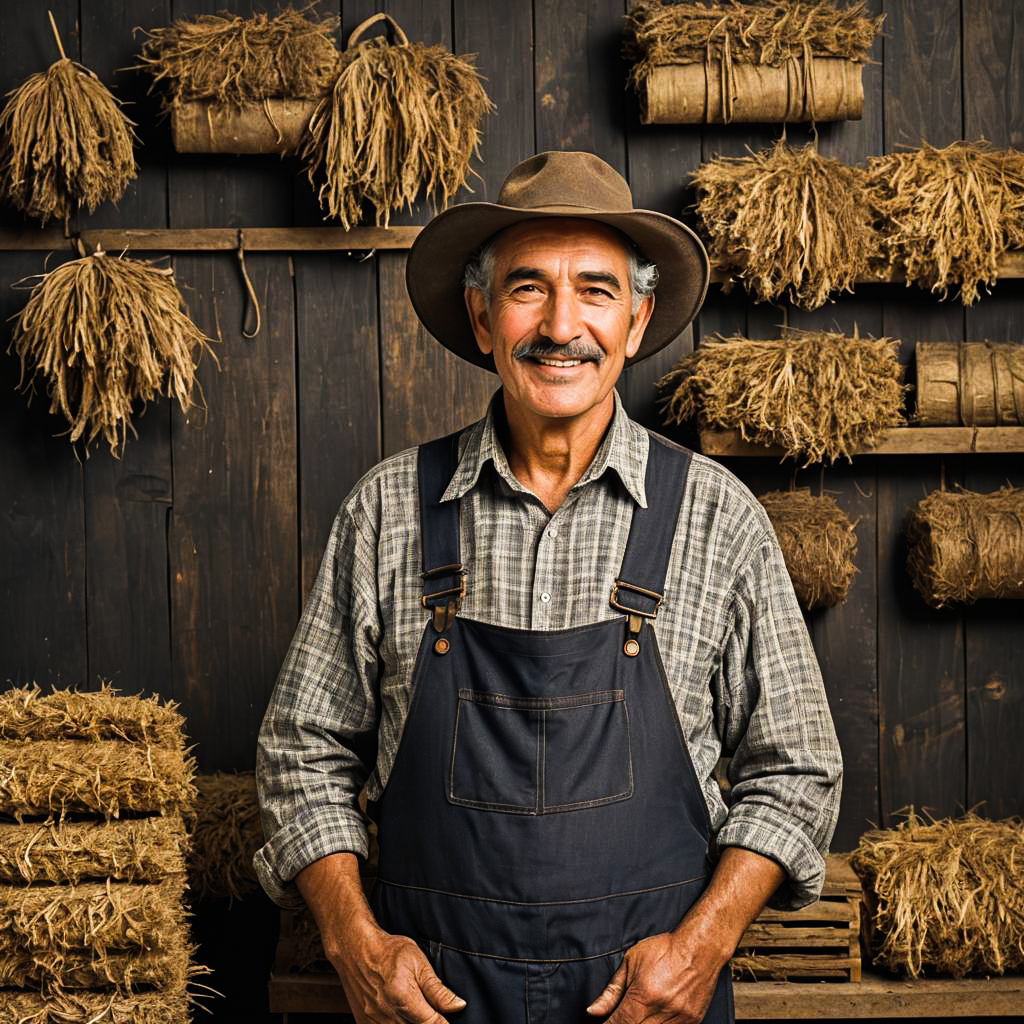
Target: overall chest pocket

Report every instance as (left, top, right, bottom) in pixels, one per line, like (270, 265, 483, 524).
(448, 688, 634, 814)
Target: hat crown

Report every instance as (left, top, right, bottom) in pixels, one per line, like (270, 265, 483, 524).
(497, 151, 634, 213)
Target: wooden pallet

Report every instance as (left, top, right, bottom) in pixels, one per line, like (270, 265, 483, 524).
(732, 854, 862, 982)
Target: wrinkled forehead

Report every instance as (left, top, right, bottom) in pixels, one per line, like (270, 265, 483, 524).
(489, 217, 635, 270)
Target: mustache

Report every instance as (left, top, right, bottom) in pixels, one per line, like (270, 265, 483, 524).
(513, 338, 605, 363)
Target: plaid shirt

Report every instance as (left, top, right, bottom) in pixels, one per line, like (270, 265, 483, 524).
(255, 391, 842, 912)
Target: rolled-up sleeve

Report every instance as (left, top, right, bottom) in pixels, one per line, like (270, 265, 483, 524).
(714, 531, 843, 911)
(254, 493, 383, 909)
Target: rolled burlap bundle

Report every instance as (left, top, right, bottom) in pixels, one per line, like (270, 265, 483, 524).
(906, 486, 1024, 606)
(916, 341, 1024, 426)
(171, 98, 316, 153)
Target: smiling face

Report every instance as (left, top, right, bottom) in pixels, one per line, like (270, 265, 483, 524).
(464, 219, 654, 429)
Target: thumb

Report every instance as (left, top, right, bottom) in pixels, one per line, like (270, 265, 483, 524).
(586, 958, 628, 1016)
(419, 964, 467, 1012)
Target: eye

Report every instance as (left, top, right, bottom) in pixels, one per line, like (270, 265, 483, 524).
(584, 286, 614, 299)
(511, 283, 542, 294)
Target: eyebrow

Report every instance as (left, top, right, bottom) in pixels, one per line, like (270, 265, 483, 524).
(501, 266, 624, 292)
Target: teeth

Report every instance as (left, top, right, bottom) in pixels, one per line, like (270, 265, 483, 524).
(537, 358, 581, 367)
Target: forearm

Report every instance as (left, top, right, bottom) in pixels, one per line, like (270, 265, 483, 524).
(295, 852, 380, 960)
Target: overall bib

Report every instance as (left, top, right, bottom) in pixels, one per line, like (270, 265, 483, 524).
(369, 431, 734, 1024)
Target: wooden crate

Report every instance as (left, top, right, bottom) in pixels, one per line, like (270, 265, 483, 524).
(732, 853, 862, 983)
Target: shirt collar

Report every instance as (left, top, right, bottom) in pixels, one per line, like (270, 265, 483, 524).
(442, 389, 649, 508)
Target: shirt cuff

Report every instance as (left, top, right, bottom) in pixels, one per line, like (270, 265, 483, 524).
(714, 802, 826, 911)
(253, 805, 369, 910)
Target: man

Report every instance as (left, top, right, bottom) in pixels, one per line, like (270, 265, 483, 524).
(255, 151, 843, 1024)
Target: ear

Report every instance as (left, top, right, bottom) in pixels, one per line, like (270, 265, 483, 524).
(625, 293, 655, 359)
(464, 287, 493, 356)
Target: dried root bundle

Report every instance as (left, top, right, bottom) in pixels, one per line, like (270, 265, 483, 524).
(0, 986, 187, 1024)
(0, 740, 196, 820)
(301, 15, 493, 228)
(11, 249, 217, 455)
(188, 773, 262, 901)
(0, 948, 186, 992)
(906, 485, 1024, 607)
(0, 683, 186, 750)
(851, 811, 1024, 978)
(658, 329, 906, 464)
(136, 6, 340, 108)
(0, 817, 186, 885)
(693, 140, 873, 308)
(758, 489, 857, 608)
(868, 141, 1024, 305)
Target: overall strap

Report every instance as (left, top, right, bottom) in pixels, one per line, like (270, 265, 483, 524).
(417, 430, 466, 633)
(611, 434, 692, 655)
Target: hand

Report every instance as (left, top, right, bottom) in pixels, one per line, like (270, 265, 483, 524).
(585, 930, 722, 1024)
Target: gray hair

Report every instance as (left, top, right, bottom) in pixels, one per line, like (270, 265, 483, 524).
(463, 232, 658, 314)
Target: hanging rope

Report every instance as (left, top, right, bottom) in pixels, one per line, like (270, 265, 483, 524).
(236, 229, 262, 339)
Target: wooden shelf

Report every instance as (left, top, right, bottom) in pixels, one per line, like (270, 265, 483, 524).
(699, 426, 1024, 457)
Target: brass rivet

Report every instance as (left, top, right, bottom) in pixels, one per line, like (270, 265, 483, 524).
(434, 637, 450, 655)
(624, 638, 640, 657)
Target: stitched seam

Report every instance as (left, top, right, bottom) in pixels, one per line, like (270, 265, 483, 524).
(432, 941, 631, 964)
(458, 689, 624, 710)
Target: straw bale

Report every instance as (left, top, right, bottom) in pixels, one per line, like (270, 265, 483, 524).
(758, 489, 858, 608)
(10, 249, 217, 456)
(189, 772, 262, 901)
(851, 811, 1024, 978)
(658, 329, 907, 464)
(0, 740, 196, 820)
(906, 485, 1024, 607)
(137, 6, 340, 109)
(0, 986, 188, 1024)
(867, 141, 1024, 305)
(692, 139, 873, 308)
(0, 683, 186, 750)
(0, 817, 186, 885)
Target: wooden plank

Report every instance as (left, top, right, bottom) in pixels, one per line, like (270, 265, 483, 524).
(739, 925, 852, 948)
(755, 901, 857, 925)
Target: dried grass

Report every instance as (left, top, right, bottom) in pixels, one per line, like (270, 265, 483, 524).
(188, 773, 262, 902)
(693, 139, 873, 308)
(0, 986, 188, 1024)
(851, 811, 1024, 978)
(136, 6, 340, 108)
(867, 141, 1024, 305)
(301, 25, 493, 228)
(0, 740, 196, 820)
(0, 684, 186, 751)
(0, 817, 186, 885)
(658, 329, 907, 464)
(905, 485, 1024, 607)
(10, 250, 217, 456)
(758, 489, 858, 608)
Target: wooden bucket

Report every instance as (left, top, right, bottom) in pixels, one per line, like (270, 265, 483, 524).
(916, 341, 1024, 426)
(639, 57, 864, 124)
(171, 98, 318, 154)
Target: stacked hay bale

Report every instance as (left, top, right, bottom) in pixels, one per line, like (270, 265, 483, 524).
(0, 685, 197, 1023)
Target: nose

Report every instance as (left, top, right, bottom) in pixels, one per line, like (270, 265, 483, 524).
(538, 286, 583, 345)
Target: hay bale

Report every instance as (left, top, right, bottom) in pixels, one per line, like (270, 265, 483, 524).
(300, 13, 494, 228)
(0, 740, 196, 819)
(692, 139, 873, 308)
(658, 329, 907, 464)
(0, 986, 188, 1024)
(0, 683, 186, 750)
(916, 340, 1024, 427)
(851, 811, 1024, 978)
(0, 817, 186, 885)
(136, 6, 340, 109)
(906, 485, 1024, 607)
(758, 489, 858, 608)
(0, 948, 186, 991)
(188, 772, 262, 901)
(11, 250, 217, 456)
(867, 141, 1024, 305)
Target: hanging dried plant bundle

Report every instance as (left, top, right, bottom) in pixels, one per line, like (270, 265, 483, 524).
(851, 811, 1024, 978)
(301, 14, 494, 228)
(188, 773, 262, 902)
(136, 6, 340, 109)
(0, 986, 188, 1024)
(658, 329, 906, 464)
(867, 141, 1024, 305)
(0, 18, 136, 225)
(693, 140, 873, 308)
(758, 489, 857, 608)
(905, 485, 1024, 607)
(0, 817, 186, 885)
(11, 249, 217, 456)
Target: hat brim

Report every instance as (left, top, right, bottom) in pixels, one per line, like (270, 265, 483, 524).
(405, 203, 710, 373)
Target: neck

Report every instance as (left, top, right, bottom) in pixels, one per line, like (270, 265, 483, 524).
(499, 392, 616, 512)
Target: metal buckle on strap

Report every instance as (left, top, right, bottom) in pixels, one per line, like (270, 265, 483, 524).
(609, 579, 663, 619)
(420, 563, 467, 620)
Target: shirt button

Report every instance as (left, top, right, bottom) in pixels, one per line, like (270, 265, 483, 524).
(548, 526, 558, 538)
(540, 592, 551, 603)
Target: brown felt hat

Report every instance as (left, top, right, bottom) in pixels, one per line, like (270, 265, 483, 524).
(405, 150, 710, 372)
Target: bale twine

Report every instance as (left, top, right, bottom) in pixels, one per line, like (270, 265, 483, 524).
(300, 13, 494, 228)
(867, 141, 1024, 305)
(658, 329, 907, 464)
(0, 986, 187, 1024)
(905, 485, 1024, 607)
(757, 489, 858, 609)
(0, 13, 135, 225)
(0, 817, 186, 885)
(915, 340, 1024, 426)
(188, 772, 262, 902)
(851, 811, 1024, 978)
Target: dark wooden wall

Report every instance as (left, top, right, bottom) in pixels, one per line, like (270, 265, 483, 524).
(0, 6, 1022, 1009)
